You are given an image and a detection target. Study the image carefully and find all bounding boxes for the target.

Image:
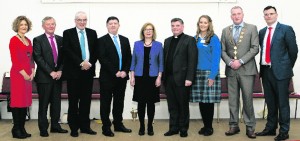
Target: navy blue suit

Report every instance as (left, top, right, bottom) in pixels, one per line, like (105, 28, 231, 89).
(259, 22, 298, 133)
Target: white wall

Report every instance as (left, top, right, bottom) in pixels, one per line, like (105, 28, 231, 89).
(1, 0, 299, 119)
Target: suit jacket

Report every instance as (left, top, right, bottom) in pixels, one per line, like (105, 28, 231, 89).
(163, 33, 197, 86)
(259, 22, 298, 80)
(98, 33, 132, 86)
(221, 22, 259, 76)
(33, 33, 63, 83)
(62, 27, 98, 79)
(130, 40, 163, 76)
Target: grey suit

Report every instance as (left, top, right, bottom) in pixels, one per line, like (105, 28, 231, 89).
(221, 23, 259, 131)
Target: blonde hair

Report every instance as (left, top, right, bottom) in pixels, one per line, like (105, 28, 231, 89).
(139, 22, 157, 40)
(195, 15, 214, 44)
(12, 15, 32, 32)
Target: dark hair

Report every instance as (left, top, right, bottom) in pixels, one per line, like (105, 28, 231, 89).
(171, 18, 184, 24)
(106, 16, 119, 24)
(264, 6, 277, 12)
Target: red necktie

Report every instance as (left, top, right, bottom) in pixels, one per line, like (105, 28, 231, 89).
(265, 27, 272, 63)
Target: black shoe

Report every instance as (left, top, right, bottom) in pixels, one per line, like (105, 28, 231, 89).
(102, 129, 114, 137)
(21, 128, 31, 137)
(40, 131, 49, 137)
(70, 131, 79, 137)
(50, 128, 68, 133)
(164, 130, 179, 136)
(225, 127, 240, 136)
(139, 127, 145, 136)
(198, 127, 206, 135)
(255, 129, 276, 136)
(274, 133, 289, 141)
(81, 128, 97, 135)
(147, 125, 154, 136)
(203, 128, 214, 136)
(12, 129, 27, 139)
(114, 125, 132, 133)
(180, 131, 188, 137)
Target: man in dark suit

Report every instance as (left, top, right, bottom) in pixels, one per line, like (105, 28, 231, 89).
(221, 6, 259, 139)
(33, 16, 68, 137)
(255, 6, 298, 141)
(163, 18, 197, 138)
(62, 11, 98, 137)
(98, 16, 132, 137)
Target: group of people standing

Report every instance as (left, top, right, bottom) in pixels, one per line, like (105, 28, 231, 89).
(8, 5, 297, 141)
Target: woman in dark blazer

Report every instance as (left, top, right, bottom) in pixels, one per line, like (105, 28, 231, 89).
(130, 22, 163, 136)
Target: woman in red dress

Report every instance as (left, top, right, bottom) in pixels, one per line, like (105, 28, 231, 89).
(9, 15, 35, 139)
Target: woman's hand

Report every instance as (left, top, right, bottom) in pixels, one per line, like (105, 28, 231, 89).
(208, 79, 214, 87)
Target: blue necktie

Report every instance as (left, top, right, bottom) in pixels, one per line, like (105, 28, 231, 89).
(79, 30, 86, 60)
(233, 26, 240, 44)
(113, 35, 122, 70)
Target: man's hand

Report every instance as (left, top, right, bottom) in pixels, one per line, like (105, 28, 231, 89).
(50, 71, 57, 79)
(230, 59, 242, 70)
(81, 61, 91, 70)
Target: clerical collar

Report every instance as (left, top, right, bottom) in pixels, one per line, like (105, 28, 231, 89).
(173, 33, 183, 39)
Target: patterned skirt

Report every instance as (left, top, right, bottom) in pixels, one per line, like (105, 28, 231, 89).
(190, 70, 221, 103)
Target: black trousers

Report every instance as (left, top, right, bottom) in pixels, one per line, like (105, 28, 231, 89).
(67, 77, 93, 131)
(165, 75, 190, 132)
(100, 78, 127, 129)
(37, 80, 62, 132)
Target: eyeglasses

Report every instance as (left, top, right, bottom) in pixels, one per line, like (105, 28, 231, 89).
(76, 19, 87, 23)
(264, 13, 276, 17)
(144, 28, 153, 32)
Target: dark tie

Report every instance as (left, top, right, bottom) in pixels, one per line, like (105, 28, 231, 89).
(265, 27, 272, 63)
(233, 26, 240, 44)
(79, 30, 86, 60)
(113, 35, 122, 70)
(49, 35, 58, 64)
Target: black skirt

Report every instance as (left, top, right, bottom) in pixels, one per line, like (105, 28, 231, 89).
(132, 76, 160, 103)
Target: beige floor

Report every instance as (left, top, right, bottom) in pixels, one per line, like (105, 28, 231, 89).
(0, 119, 299, 141)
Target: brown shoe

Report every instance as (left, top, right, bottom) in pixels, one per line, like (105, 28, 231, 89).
(246, 130, 256, 139)
(225, 127, 240, 136)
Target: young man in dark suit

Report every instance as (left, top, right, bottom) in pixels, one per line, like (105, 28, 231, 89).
(163, 18, 197, 138)
(33, 16, 68, 137)
(255, 6, 298, 141)
(98, 16, 132, 137)
(62, 11, 98, 137)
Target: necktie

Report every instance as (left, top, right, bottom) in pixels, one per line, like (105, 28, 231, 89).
(113, 35, 122, 70)
(265, 27, 272, 63)
(233, 26, 241, 44)
(79, 30, 86, 60)
(49, 35, 58, 64)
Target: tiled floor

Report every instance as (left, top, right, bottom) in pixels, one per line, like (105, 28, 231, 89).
(0, 119, 299, 141)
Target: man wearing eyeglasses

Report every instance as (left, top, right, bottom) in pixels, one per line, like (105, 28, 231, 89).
(255, 6, 298, 141)
(62, 11, 98, 137)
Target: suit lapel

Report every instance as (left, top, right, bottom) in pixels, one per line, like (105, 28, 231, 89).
(106, 34, 119, 56)
(174, 34, 185, 57)
(271, 23, 281, 47)
(42, 34, 55, 60)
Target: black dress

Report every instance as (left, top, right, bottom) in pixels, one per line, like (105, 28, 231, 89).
(132, 46, 160, 103)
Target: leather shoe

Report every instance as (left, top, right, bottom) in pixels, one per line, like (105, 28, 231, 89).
(246, 130, 256, 139)
(81, 128, 97, 135)
(164, 130, 179, 136)
(40, 131, 49, 137)
(180, 131, 188, 137)
(114, 125, 132, 133)
(102, 129, 114, 137)
(274, 133, 289, 141)
(203, 128, 214, 136)
(70, 131, 79, 137)
(198, 127, 205, 135)
(50, 128, 68, 133)
(255, 129, 276, 136)
(225, 127, 240, 136)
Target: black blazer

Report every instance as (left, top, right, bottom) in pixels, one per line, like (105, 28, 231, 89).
(163, 33, 198, 86)
(62, 27, 98, 79)
(259, 23, 298, 80)
(98, 33, 132, 85)
(33, 34, 63, 83)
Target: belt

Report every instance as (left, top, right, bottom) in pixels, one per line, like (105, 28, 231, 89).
(261, 65, 271, 68)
